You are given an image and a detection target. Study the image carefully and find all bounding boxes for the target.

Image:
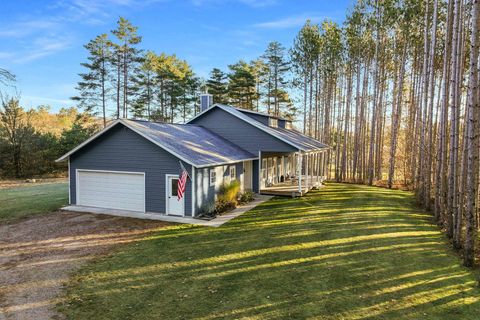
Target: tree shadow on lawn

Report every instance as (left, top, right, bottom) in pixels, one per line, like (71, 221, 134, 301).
(59, 183, 480, 320)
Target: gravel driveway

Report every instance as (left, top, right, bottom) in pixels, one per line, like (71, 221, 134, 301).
(0, 211, 167, 320)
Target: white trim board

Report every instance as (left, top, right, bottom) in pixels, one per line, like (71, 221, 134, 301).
(68, 158, 71, 204)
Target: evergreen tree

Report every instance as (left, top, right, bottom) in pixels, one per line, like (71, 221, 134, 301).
(249, 59, 268, 112)
(262, 41, 290, 116)
(227, 60, 257, 110)
(72, 34, 111, 127)
(206, 68, 228, 104)
(132, 51, 157, 119)
(290, 20, 321, 133)
(110, 17, 142, 119)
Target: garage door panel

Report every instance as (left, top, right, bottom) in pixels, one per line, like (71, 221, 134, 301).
(78, 185, 144, 194)
(77, 170, 145, 212)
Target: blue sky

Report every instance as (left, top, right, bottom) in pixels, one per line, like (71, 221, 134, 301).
(0, 0, 352, 112)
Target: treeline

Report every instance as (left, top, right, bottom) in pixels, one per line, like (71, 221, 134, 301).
(290, 0, 479, 267)
(205, 42, 295, 118)
(0, 97, 97, 178)
(74, 18, 297, 125)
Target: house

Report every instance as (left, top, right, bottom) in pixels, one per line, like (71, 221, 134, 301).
(56, 94, 329, 218)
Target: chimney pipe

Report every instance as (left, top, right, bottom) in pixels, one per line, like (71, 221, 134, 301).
(200, 93, 213, 112)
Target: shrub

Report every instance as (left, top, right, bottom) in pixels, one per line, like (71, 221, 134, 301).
(218, 180, 240, 205)
(215, 180, 241, 214)
(239, 190, 255, 204)
(214, 198, 236, 214)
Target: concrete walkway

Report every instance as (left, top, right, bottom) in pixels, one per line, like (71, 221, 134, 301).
(61, 194, 273, 227)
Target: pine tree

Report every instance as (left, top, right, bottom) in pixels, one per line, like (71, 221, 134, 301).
(262, 41, 290, 116)
(249, 59, 268, 112)
(72, 34, 111, 127)
(131, 51, 157, 119)
(291, 20, 321, 134)
(227, 60, 257, 110)
(111, 17, 142, 119)
(206, 68, 228, 104)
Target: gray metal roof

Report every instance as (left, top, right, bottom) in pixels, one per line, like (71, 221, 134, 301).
(123, 119, 257, 167)
(235, 107, 289, 121)
(268, 126, 329, 150)
(212, 104, 329, 152)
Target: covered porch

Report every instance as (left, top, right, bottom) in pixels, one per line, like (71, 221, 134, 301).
(259, 149, 328, 197)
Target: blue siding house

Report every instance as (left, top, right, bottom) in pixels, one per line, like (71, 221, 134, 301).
(57, 94, 329, 219)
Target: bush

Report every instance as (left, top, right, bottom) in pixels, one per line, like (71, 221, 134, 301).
(214, 198, 236, 214)
(218, 180, 240, 205)
(239, 190, 255, 204)
(215, 180, 241, 214)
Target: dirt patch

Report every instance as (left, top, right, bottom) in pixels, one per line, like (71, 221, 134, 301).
(0, 178, 68, 190)
(0, 211, 168, 320)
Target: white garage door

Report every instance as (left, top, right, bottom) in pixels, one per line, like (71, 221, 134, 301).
(77, 170, 145, 212)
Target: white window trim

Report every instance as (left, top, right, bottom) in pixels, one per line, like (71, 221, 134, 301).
(230, 166, 236, 181)
(209, 169, 216, 187)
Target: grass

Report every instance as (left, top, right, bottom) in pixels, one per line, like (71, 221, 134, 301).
(60, 183, 480, 319)
(0, 182, 68, 222)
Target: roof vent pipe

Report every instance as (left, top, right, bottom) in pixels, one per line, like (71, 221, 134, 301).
(200, 93, 213, 112)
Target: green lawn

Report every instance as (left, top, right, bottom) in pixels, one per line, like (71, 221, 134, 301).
(60, 183, 480, 319)
(0, 182, 68, 222)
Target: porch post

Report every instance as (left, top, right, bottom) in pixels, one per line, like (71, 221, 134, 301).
(319, 151, 324, 180)
(317, 152, 321, 184)
(310, 153, 315, 188)
(323, 150, 327, 178)
(306, 153, 309, 190)
(297, 152, 302, 194)
(258, 150, 261, 192)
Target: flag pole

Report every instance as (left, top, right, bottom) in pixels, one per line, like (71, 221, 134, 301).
(179, 161, 192, 180)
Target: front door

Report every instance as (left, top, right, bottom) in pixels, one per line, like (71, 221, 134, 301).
(243, 161, 253, 191)
(166, 175, 184, 216)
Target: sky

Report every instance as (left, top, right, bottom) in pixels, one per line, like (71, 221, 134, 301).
(0, 0, 352, 112)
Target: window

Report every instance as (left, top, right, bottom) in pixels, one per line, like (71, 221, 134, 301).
(171, 178, 179, 196)
(209, 169, 216, 187)
(269, 118, 278, 128)
(230, 166, 236, 180)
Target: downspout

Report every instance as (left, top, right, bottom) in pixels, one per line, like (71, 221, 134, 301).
(191, 166, 196, 217)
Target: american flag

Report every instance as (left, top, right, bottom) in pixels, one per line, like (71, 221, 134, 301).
(178, 162, 189, 201)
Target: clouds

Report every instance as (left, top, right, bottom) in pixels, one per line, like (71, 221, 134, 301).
(253, 13, 326, 29)
(0, 20, 60, 38)
(0, 0, 163, 64)
(0, 18, 73, 64)
(14, 35, 74, 64)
